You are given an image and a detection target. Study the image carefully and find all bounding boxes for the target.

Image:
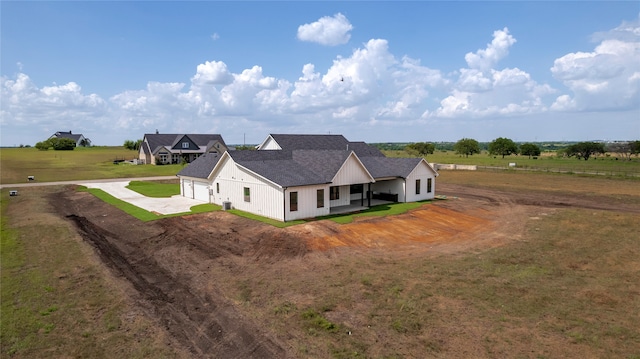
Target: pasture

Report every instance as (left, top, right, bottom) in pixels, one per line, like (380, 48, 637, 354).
(0, 147, 182, 184)
(385, 149, 640, 177)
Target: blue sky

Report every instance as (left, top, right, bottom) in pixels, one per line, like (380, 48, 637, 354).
(2, 1, 639, 146)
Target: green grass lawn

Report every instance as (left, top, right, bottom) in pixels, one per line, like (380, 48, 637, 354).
(79, 186, 218, 221)
(384, 149, 640, 177)
(0, 147, 183, 183)
(125, 181, 180, 197)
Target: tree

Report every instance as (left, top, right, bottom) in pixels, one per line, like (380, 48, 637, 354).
(607, 142, 635, 160)
(454, 138, 480, 157)
(632, 141, 640, 156)
(565, 142, 605, 161)
(51, 137, 76, 150)
(124, 139, 142, 151)
(35, 140, 51, 151)
(79, 138, 91, 147)
(405, 142, 435, 157)
(488, 137, 518, 158)
(520, 143, 541, 159)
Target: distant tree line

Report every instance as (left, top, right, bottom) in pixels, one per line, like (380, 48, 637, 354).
(394, 138, 640, 161)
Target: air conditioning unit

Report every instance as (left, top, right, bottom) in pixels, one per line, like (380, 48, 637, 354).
(222, 201, 232, 210)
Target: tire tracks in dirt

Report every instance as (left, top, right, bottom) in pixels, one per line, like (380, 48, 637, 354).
(438, 183, 640, 213)
(55, 192, 289, 359)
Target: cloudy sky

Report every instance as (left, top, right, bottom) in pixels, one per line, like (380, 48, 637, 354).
(1, 2, 639, 146)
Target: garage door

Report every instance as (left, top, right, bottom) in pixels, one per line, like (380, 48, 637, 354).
(193, 181, 210, 202)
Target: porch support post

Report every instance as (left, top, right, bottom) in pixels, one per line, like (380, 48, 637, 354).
(367, 183, 371, 207)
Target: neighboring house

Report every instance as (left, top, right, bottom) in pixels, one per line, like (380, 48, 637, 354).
(138, 133, 228, 165)
(177, 134, 438, 222)
(49, 131, 91, 147)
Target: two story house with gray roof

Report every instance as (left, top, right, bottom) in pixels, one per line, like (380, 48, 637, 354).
(177, 134, 438, 222)
(138, 133, 228, 165)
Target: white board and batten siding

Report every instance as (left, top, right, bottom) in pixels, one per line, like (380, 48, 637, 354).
(284, 184, 331, 221)
(258, 137, 281, 150)
(405, 161, 437, 202)
(210, 156, 286, 221)
(330, 154, 374, 208)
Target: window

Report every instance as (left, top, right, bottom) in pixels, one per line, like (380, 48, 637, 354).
(172, 154, 180, 163)
(216, 183, 220, 194)
(159, 154, 168, 163)
(330, 186, 339, 200)
(350, 184, 363, 194)
(416, 179, 421, 195)
(244, 187, 250, 202)
(317, 189, 324, 208)
(427, 178, 432, 193)
(182, 142, 189, 149)
(290, 192, 298, 212)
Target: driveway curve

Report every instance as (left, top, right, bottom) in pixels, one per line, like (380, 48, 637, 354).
(2, 176, 206, 215)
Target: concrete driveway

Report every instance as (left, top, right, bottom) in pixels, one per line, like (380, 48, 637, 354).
(80, 180, 207, 215)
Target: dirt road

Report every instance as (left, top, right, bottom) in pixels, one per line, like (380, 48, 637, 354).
(50, 182, 639, 357)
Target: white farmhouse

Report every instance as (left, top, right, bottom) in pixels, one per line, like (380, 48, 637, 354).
(177, 134, 438, 222)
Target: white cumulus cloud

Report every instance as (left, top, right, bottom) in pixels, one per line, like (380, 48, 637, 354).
(465, 27, 516, 72)
(551, 17, 640, 111)
(432, 28, 553, 119)
(297, 13, 353, 46)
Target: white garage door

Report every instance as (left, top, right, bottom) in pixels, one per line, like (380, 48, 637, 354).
(193, 181, 210, 202)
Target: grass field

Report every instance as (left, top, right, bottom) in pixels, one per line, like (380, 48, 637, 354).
(0, 187, 181, 358)
(0, 147, 182, 184)
(385, 149, 640, 177)
(3, 146, 639, 185)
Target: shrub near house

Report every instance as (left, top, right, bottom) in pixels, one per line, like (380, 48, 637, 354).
(35, 137, 76, 151)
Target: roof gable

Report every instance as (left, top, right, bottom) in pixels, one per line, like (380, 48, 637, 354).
(144, 134, 227, 152)
(256, 135, 281, 150)
(360, 157, 438, 179)
(171, 135, 198, 150)
(330, 152, 375, 185)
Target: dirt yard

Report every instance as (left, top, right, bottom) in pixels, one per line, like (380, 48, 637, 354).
(47, 180, 640, 358)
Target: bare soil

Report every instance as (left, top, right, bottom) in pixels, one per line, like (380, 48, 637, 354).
(49, 182, 640, 358)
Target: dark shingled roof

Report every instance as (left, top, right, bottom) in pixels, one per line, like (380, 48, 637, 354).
(178, 149, 361, 187)
(178, 134, 435, 186)
(144, 134, 227, 154)
(233, 150, 351, 187)
(360, 157, 424, 179)
(268, 134, 349, 150)
(52, 131, 83, 142)
(267, 134, 384, 157)
(177, 153, 222, 179)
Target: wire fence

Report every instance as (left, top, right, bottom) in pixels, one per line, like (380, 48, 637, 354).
(477, 165, 640, 178)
